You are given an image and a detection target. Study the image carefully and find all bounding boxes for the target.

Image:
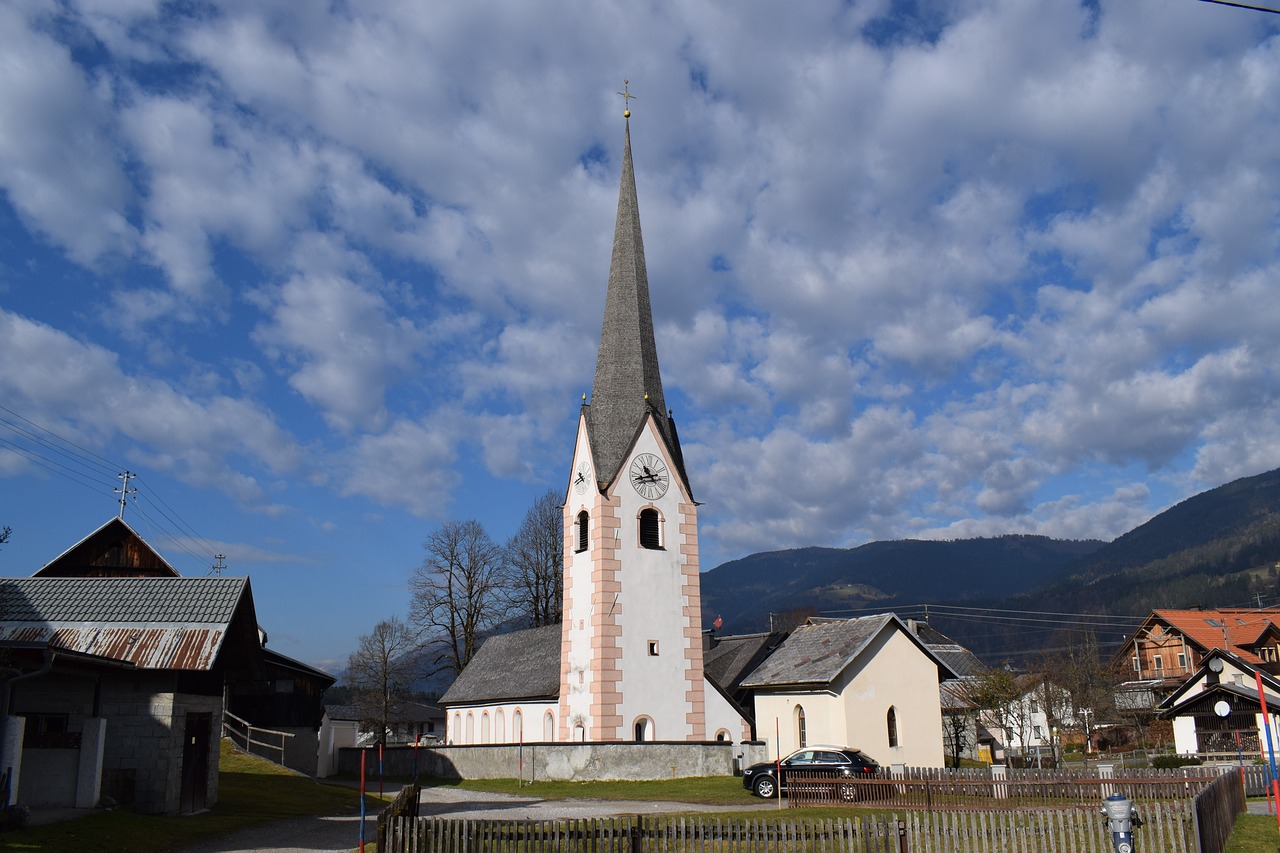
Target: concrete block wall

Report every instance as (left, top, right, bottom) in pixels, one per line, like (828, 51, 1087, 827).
(338, 740, 772, 781)
(99, 680, 222, 815)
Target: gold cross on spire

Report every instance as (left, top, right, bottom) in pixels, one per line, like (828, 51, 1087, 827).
(617, 80, 637, 118)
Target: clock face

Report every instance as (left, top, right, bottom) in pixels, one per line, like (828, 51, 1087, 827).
(629, 453, 670, 500)
(574, 460, 591, 495)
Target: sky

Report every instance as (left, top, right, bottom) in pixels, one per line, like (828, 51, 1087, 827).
(2, 0, 1280, 675)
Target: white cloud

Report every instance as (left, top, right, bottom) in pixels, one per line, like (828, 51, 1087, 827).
(4, 0, 1280, 585)
(254, 273, 426, 433)
(0, 3, 137, 264)
(0, 308, 303, 500)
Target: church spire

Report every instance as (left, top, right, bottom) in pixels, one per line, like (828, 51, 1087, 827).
(587, 111, 677, 490)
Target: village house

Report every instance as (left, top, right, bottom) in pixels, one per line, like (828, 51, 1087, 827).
(1158, 647, 1280, 758)
(1111, 607, 1280, 709)
(0, 516, 334, 812)
(740, 615, 956, 768)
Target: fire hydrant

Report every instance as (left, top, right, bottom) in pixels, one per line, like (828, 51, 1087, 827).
(1101, 794, 1143, 853)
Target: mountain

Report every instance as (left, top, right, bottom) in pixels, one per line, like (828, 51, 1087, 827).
(700, 534, 1103, 635)
(701, 467, 1280, 662)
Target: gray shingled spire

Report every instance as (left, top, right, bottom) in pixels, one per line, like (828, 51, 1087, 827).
(587, 119, 678, 490)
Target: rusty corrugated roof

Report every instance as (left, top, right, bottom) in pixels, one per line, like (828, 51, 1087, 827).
(0, 577, 252, 671)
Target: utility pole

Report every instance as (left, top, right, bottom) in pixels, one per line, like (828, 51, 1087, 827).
(210, 555, 226, 577)
(114, 471, 136, 519)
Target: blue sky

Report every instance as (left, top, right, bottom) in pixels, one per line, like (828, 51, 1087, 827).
(3, 0, 1280, 674)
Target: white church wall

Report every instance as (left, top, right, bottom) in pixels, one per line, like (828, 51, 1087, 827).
(612, 424, 706, 742)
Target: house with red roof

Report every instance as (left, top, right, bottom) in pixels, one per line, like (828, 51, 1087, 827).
(1112, 608, 1280, 708)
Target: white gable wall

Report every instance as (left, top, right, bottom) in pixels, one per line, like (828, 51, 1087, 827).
(753, 625, 945, 768)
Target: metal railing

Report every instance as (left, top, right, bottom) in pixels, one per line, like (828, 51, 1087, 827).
(222, 710, 294, 766)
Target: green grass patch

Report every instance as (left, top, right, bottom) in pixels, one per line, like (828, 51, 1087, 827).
(0, 741, 384, 853)
(426, 774, 761, 806)
(1226, 812, 1280, 853)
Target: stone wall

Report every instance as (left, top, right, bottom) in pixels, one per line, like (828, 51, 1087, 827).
(338, 740, 771, 781)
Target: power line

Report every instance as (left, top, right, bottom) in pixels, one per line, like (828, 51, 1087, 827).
(1197, 0, 1280, 13)
(0, 404, 226, 575)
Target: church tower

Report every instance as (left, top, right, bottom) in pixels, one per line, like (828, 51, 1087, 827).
(559, 105, 707, 742)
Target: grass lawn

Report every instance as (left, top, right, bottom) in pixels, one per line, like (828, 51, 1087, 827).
(0, 742, 385, 853)
(1227, 813, 1280, 853)
(430, 773, 762, 806)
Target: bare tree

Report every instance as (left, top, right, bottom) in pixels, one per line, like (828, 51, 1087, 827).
(940, 680, 979, 768)
(1051, 631, 1119, 764)
(956, 666, 1030, 764)
(345, 615, 419, 745)
(411, 519, 507, 677)
(504, 490, 563, 627)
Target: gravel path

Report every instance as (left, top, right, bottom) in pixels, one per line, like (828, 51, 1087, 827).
(177, 785, 773, 852)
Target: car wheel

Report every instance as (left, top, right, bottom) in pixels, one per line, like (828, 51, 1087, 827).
(754, 776, 777, 798)
(838, 782, 857, 802)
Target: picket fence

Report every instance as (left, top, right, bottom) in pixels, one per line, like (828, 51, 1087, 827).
(380, 805, 1195, 853)
(785, 766, 1219, 809)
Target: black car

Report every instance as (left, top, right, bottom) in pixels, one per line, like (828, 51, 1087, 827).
(741, 746, 880, 799)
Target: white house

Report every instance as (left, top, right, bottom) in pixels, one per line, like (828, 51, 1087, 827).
(1159, 648, 1280, 758)
(740, 615, 956, 768)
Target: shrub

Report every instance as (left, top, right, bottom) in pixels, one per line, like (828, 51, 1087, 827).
(1151, 754, 1202, 769)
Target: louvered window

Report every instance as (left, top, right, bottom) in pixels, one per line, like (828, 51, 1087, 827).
(639, 508, 661, 549)
(576, 511, 589, 552)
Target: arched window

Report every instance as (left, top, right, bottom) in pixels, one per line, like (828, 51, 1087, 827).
(465, 712, 475, 743)
(495, 709, 505, 742)
(513, 709, 523, 742)
(887, 706, 899, 748)
(453, 712, 462, 744)
(576, 510, 589, 552)
(639, 508, 662, 549)
(544, 711, 555, 742)
(795, 705, 807, 748)
(715, 729, 731, 742)
(633, 716, 654, 742)
(481, 712, 491, 743)
(573, 722, 586, 742)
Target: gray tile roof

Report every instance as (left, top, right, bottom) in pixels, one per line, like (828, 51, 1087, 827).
(325, 704, 362, 722)
(740, 614, 898, 688)
(0, 577, 249, 623)
(0, 576, 255, 671)
(911, 623, 987, 678)
(440, 624, 562, 706)
(704, 631, 787, 695)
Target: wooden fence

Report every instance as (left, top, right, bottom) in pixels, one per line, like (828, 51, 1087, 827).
(1195, 772, 1247, 853)
(379, 808, 1196, 853)
(786, 767, 1219, 809)
(377, 782, 420, 852)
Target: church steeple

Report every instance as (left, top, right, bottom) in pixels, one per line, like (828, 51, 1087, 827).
(587, 117, 680, 491)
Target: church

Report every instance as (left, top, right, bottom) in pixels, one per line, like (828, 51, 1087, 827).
(440, 106, 752, 745)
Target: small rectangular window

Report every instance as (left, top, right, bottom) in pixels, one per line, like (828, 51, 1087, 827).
(1132, 656, 1140, 672)
(647, 641, 659, 656)
(1153, 655, 1163, 671)
(1178, 653, 1187, 668)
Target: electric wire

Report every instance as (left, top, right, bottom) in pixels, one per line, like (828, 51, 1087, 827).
(0, 405, 223, 575)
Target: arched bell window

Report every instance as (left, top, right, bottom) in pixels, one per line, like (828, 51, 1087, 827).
(639, 508, 662, 549)
(576, 510, 589, 552)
